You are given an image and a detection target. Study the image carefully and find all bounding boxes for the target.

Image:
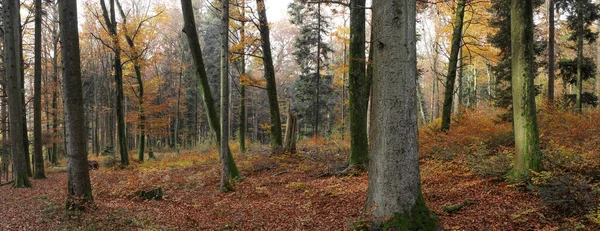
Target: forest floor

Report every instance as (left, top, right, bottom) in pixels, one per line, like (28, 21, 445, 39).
(1, 107, 600, 230)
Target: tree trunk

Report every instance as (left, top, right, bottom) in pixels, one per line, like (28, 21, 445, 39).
(548, 0, 555, 103)
(347, 0, 369, 170)
(283, 101, 297, 154)
(509, 0, 542, 180)
(575, 3, 584, 113)
(367, 0, 437, 228)
(100, 0, 129, 165)
(239, 0, 247, 153)
(441, 0, 466, 132)
(33, 0, 45, 179)
(220, 0, 232, 192)
(60, 0, 94, 209)
(256, 0, 283, 152)
(3, 0, 31, 188)
(181, 0, 239, 179)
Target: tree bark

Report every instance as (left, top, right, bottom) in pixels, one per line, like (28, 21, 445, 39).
(575, 2, 584, 113)
(3, 0, 31, 188)
(60, 0, 94, 209)
(181, 0, 239, 179)
(441, 0, 466, 132)
(220, 0, 232, 192)
(548, 0, 555, 103)
(347, 0, 369, 170)
(366, 0, 437, 229)
(509, 0, 542, 180)
(256, 0, 283, 152)
(33, 0, 46, 179)
(239, 3, 247, 153)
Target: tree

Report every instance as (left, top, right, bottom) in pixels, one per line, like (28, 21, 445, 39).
(346, 0, 369, 170)
(60, 0, 94, 209)
(100, 0, 129, 165)
(289, 0, 335, 137)
(181, 0, 240, 179)
(238, 0, 247, 153)
(220, 0, 232, 191)
(508, 0, 542, 180)
(33, 0, 46, 179)
(489, 0, 544, 121)
(440, 0, 466, 132)
(3, 0, 31, 188)
(548, 0, 556, 103)
(366, 0, 437, 229)
(556, 0, 599, 113)
(115, 0, 163, 162)
(256, 0, 283, 152)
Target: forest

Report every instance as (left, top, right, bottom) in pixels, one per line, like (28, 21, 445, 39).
(0, 0, 599, 230)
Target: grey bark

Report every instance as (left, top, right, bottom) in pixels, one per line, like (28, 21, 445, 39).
(366, 0, 436, 229)
(220, 0, 232, 192)
(3, 0, 31, 188)
(60, 0, 94, 209)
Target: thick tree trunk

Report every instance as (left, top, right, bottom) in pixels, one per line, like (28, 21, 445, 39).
(509, 0, 542, 180)
(441, 0, 466, 132)
(3, 0, 31, 188)
(33, 0, 45, 179)
(181, 0, 239, 179)
(347, 0, 369, 170)
(366, 0, 437, 229)
(256, 0, 283, 152)
(60, 0, 94, 209)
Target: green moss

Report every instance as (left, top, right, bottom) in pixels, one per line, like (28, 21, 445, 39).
(382, 194, 438, 231)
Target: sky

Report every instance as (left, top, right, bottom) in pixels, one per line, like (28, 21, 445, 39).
(77, 0, 294, 24)
(264, 0, 293, 22)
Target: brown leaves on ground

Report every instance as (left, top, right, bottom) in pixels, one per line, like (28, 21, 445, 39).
(2, 109, 599, 230)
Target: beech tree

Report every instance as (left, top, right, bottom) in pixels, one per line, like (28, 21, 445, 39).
(3, 0, 31, 188)
(508, 0, 542, 180)
(366, 0, 437, 228)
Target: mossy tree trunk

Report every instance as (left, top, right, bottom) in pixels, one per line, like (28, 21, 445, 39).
(347, 0, 369, 170)
(509, 0, 542, 180)
(3, 0, 31, 188)
(59, 0, 94, 209)
(441, 0, 466, 132)
(181, 0, 239, 179)
(366, 0, 437, 229)
(256, 0, 283, 152)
